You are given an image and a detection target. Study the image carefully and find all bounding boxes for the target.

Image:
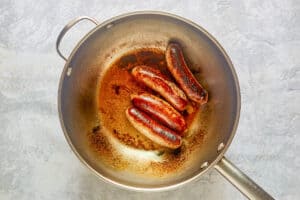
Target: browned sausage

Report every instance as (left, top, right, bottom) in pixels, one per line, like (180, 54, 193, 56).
(126, 106, 182, 149)
(132, 65, 188, 111)
(131, 93, 186, 133)
(166, 43, 208, 104)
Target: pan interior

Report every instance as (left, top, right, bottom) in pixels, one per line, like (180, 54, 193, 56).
(59, 13, 240, 189)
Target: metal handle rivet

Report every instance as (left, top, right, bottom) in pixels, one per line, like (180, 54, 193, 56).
(67, 67, 72, 76)
(201, 161, 209, 169)
(217, 142, 225, 152)
(106, 24, 114, 29)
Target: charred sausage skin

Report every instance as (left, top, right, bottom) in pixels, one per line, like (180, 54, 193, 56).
(166, 43, 208, 104)
(126, 106, 182, 149)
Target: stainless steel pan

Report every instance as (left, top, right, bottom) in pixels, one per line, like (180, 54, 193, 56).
(56, 11, 274, 199)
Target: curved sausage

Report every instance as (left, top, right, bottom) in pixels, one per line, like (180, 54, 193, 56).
(126, 106, 182, 149)
(131, 93, 186, 133)
(166, 43, 208, 104)
(132, 66, 188, 111)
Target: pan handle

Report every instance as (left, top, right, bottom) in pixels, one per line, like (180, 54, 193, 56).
(214, 157, 274, 200)
(56, 16, 99, 61)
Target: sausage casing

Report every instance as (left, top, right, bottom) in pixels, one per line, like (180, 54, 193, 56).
(131, 93, 186, 133)
(166, 43, 208, 104)
(132, 65, 188, 111)
(126, 106, 182, 149)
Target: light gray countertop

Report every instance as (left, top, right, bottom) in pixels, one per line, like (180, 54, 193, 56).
(0, 0, 299, 199)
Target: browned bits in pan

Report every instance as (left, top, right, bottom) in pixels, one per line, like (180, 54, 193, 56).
(92, 48, 207, 175)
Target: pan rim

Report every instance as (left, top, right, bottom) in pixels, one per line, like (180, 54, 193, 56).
(57, 10, 241, 192)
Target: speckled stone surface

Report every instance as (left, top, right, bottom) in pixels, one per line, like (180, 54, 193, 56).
(0, 0, 299, 199)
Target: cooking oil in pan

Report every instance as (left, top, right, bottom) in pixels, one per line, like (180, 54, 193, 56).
(88, 48, 209, 176)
